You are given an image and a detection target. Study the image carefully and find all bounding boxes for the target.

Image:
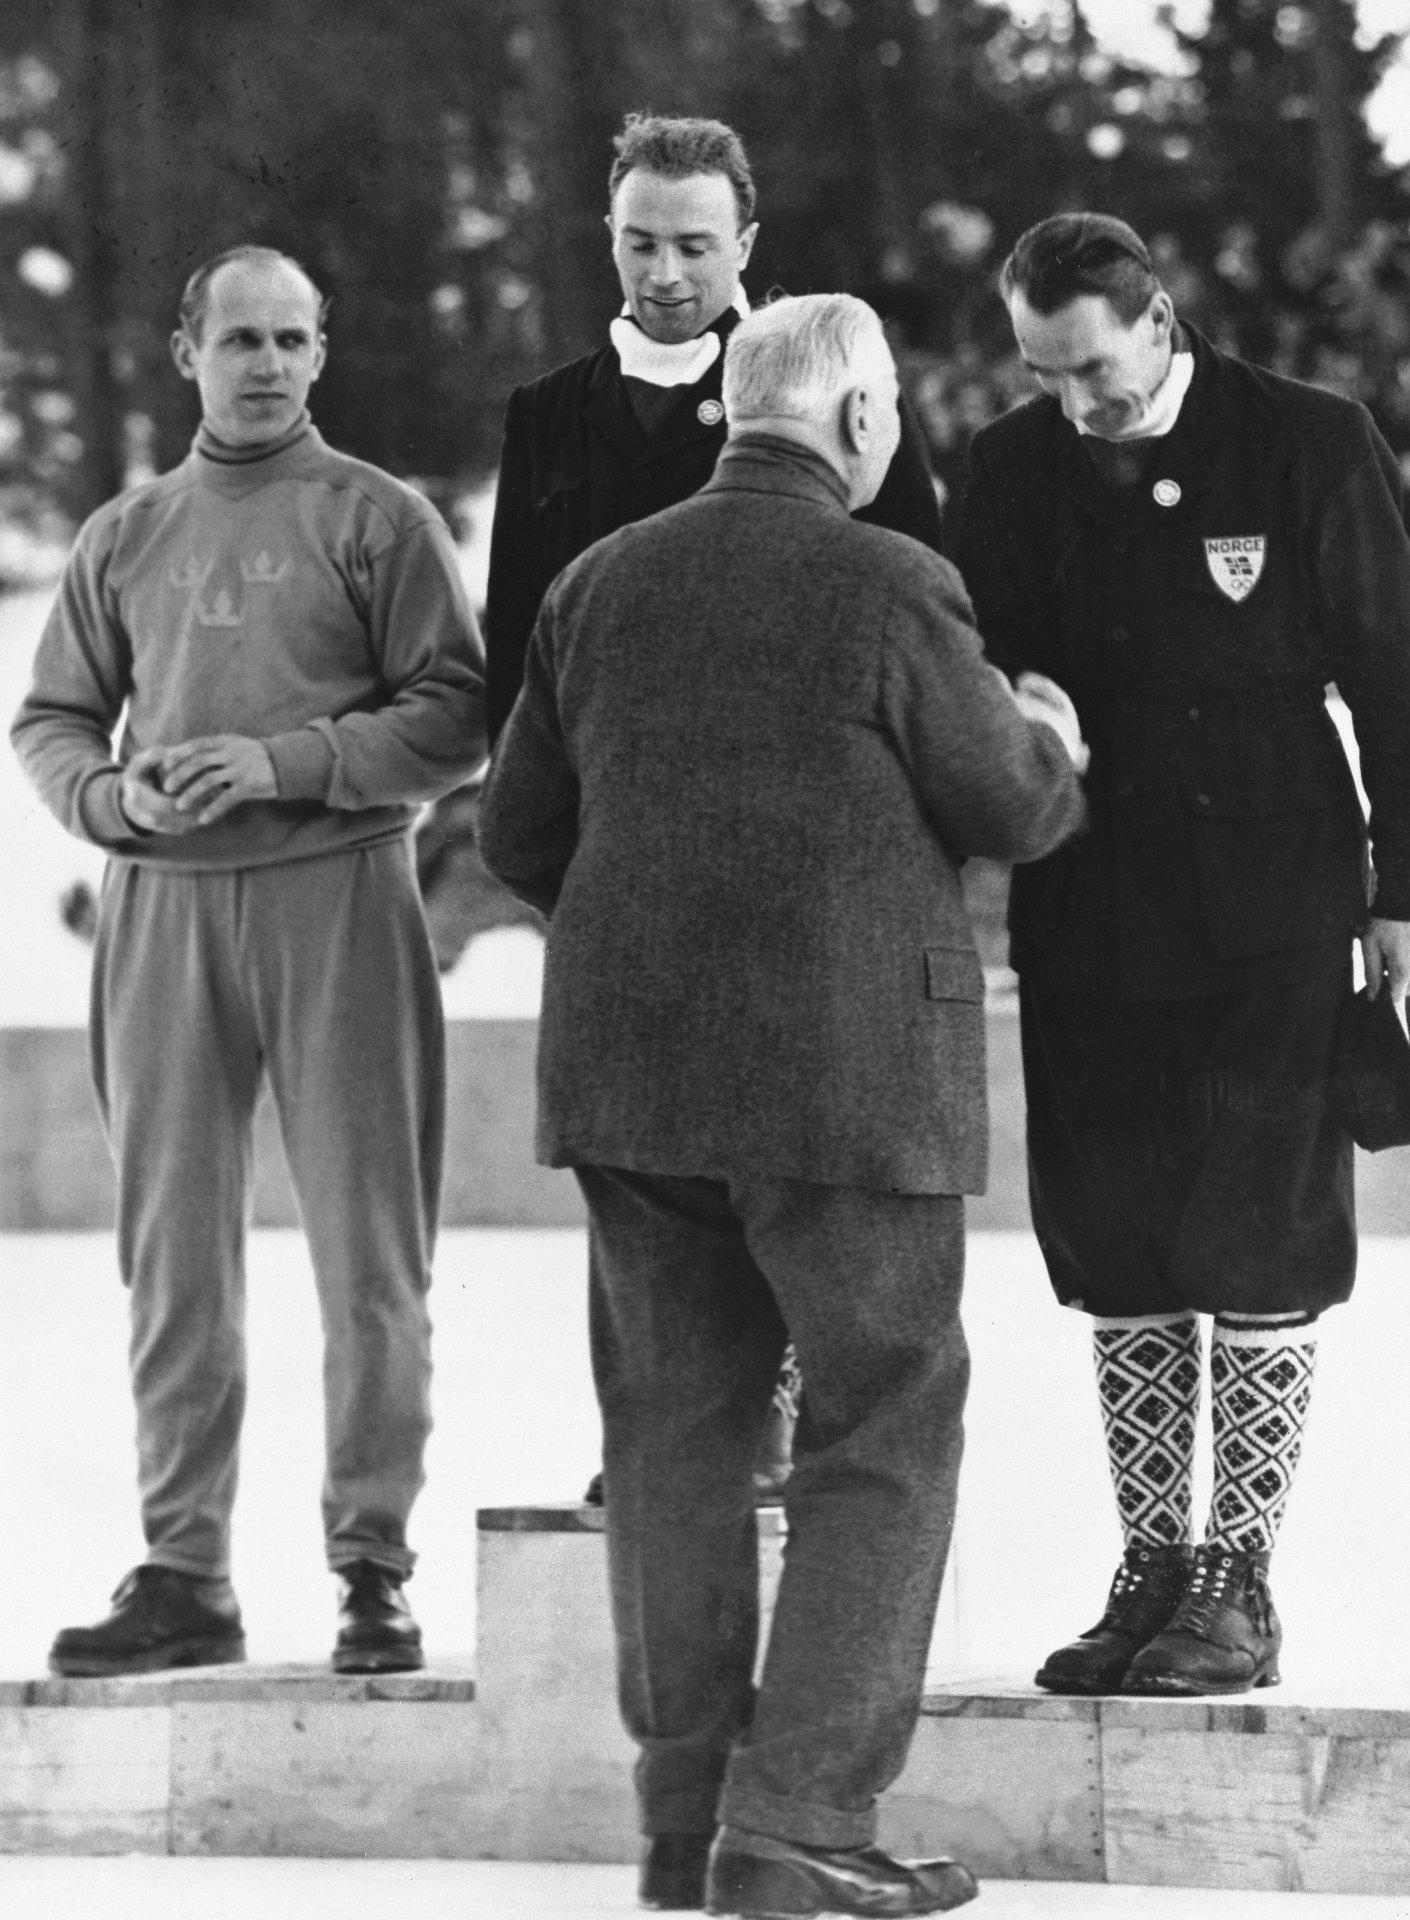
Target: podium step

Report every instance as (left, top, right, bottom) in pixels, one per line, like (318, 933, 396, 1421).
(2, 1510, 1409, 1896)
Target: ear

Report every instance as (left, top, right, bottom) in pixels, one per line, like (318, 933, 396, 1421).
(171, 328, 199, 380)
(309, 332, 328, 385)
(840, 385, 868, 456)
(1148, 291, 1175, 342)
(736, 221, 759, 272)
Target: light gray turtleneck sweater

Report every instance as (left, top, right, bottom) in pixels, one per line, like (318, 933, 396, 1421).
(13, 414, 486, 870)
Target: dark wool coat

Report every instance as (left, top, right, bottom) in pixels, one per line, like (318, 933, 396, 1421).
(950, 324, 1410, 1000)
(483, 309, 944, 741)
(479, 437, 1086, 1195)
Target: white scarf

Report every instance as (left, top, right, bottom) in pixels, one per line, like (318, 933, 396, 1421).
(1078, 349, 1194, 441)
(610, 291, 750, 387)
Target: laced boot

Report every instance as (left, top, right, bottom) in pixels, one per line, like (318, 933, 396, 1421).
(1035, 1539, 1194, 1695)
(49, 1566, 245, 1677)
(1122, 1543, 1281, 1695)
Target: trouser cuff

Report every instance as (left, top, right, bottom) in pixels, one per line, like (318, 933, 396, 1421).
(327, 1549, 416, 1578)
(718, 1778, 875, 1852)
(144, 1551, 231, 1581)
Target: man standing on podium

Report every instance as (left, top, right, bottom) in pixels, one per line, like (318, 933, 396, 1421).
(951, 212, 1410, 1700)
(480, 110, 945, 1507)
(480, 293, 1086, 1918)
(13, 245, 485, 1678)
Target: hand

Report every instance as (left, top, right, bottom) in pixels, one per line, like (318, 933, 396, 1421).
(158, 734, 278, 827)
(1360, 917, 1410, 1006)
(118, 746, 199, 836)
(1013, 671, 1091, 775)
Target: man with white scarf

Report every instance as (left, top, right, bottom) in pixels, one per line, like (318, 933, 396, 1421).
(482, 111, 944, 744)
(477, 112, 946, 1528)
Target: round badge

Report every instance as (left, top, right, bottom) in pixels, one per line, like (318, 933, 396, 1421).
(697, 399, 725, 426)
(1153, 478, 1182, 508)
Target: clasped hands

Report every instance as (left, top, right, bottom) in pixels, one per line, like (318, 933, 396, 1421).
(1012, 670, 1091, 776)
(119, 735, 277, 834)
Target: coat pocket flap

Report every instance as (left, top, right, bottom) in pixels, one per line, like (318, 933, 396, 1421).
(925, 946, 985, 1002)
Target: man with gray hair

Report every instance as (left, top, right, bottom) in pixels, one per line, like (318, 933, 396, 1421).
(479, 292, 1087, 1917)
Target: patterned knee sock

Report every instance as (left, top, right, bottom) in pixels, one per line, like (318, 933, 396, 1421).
(1092, 1313, 1202, 1548)
(1206, 1312, 1319, 1557)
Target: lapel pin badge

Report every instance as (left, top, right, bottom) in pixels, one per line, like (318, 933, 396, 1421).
(1153, 478, 1182, 508)
(697, 399, 725, 426)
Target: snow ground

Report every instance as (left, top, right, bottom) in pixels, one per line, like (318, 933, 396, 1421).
(0, 1855, 1405, 1920)
(4, 1228, 1410, 1701)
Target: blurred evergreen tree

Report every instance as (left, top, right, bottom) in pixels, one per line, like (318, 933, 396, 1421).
(0, 0, 524, 527)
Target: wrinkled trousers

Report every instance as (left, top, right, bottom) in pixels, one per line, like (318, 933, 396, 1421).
(576, 1164, 968, 1851)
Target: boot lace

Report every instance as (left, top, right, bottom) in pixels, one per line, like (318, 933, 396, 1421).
(1097, 1544, 1182, 1629)
(1166, 1550, 1239, 1638)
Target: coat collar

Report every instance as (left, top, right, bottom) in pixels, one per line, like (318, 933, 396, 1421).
(1046, 322, 1236, 528)
(702, 432, 851, 513)
(583, 305, 741, 464)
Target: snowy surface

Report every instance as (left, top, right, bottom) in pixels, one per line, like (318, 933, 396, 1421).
(0, 1855, 1405, 1920)
(0, 585, 543, 1026)
(5, 1228, 1410, 1703)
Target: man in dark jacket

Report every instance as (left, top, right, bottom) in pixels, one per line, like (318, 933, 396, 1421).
(951, 212, 1410, 1700)
(480, 292, 1086, 1919)
(478, 109, 944, 1503)
(483, 110, 944, 742)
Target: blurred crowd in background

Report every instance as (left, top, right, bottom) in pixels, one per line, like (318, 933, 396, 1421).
(0, 0, 1407, 585)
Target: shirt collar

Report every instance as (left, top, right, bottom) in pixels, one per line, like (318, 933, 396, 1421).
(609, 290, 749, 388)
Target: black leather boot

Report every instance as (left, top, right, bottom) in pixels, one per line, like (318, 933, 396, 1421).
(1122, 1543, 1281, 1695)
(706, 1829, 977, 1917)
(331, 1560, 424, 1673)
(640, 1834, 714, 1910)
(1034, 1539, 1194, 1695)
(49, 1565, 245, 1676)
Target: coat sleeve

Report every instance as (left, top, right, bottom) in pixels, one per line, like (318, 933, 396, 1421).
(879, 553, 1087, 865)
(9, 515, 147, 848)
(263, 511, 487, 810)
(484, 385, 547, 747)
(1316, 413, 1410, 921)
(854, 390, 943, 552)
(946, 432, 1050, 680)
(477, 595, 580, 918)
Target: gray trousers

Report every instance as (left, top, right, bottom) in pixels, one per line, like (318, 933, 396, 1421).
(90, 841, 443, 1580)
(576, 1165, 968, 1851)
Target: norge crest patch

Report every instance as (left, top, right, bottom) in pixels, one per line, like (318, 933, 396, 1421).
(1204, 535, 1266, 602)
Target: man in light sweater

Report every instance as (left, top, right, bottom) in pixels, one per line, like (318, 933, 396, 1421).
(12, 245, 486, 1675)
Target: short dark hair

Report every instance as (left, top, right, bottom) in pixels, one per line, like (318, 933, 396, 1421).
(178, 245, 329, 341)
(1000, 213, 1161, 325)
(608, 113, 756, 227)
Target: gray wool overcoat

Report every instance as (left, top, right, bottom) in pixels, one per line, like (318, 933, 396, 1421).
(478, 434, 1087, 1197)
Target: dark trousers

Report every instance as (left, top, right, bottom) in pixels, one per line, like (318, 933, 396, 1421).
(1020, 961, 1356, 1318)
(575, 1165, 968, 1851)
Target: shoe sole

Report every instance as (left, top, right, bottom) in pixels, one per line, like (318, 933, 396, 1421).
(705, 1892, 977, 1917)
(1033, 1665, 1128, 1696)
(48, 1635, 247, 1678)
(1129, 1658, 1283, 1704)
(705, 1858, 979, 1917)
(1122, 1664, 1280, 1697)
(331, 1645, 425, 1674)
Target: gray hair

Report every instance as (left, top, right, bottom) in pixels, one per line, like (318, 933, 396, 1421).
(723, 293, 892, 425)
